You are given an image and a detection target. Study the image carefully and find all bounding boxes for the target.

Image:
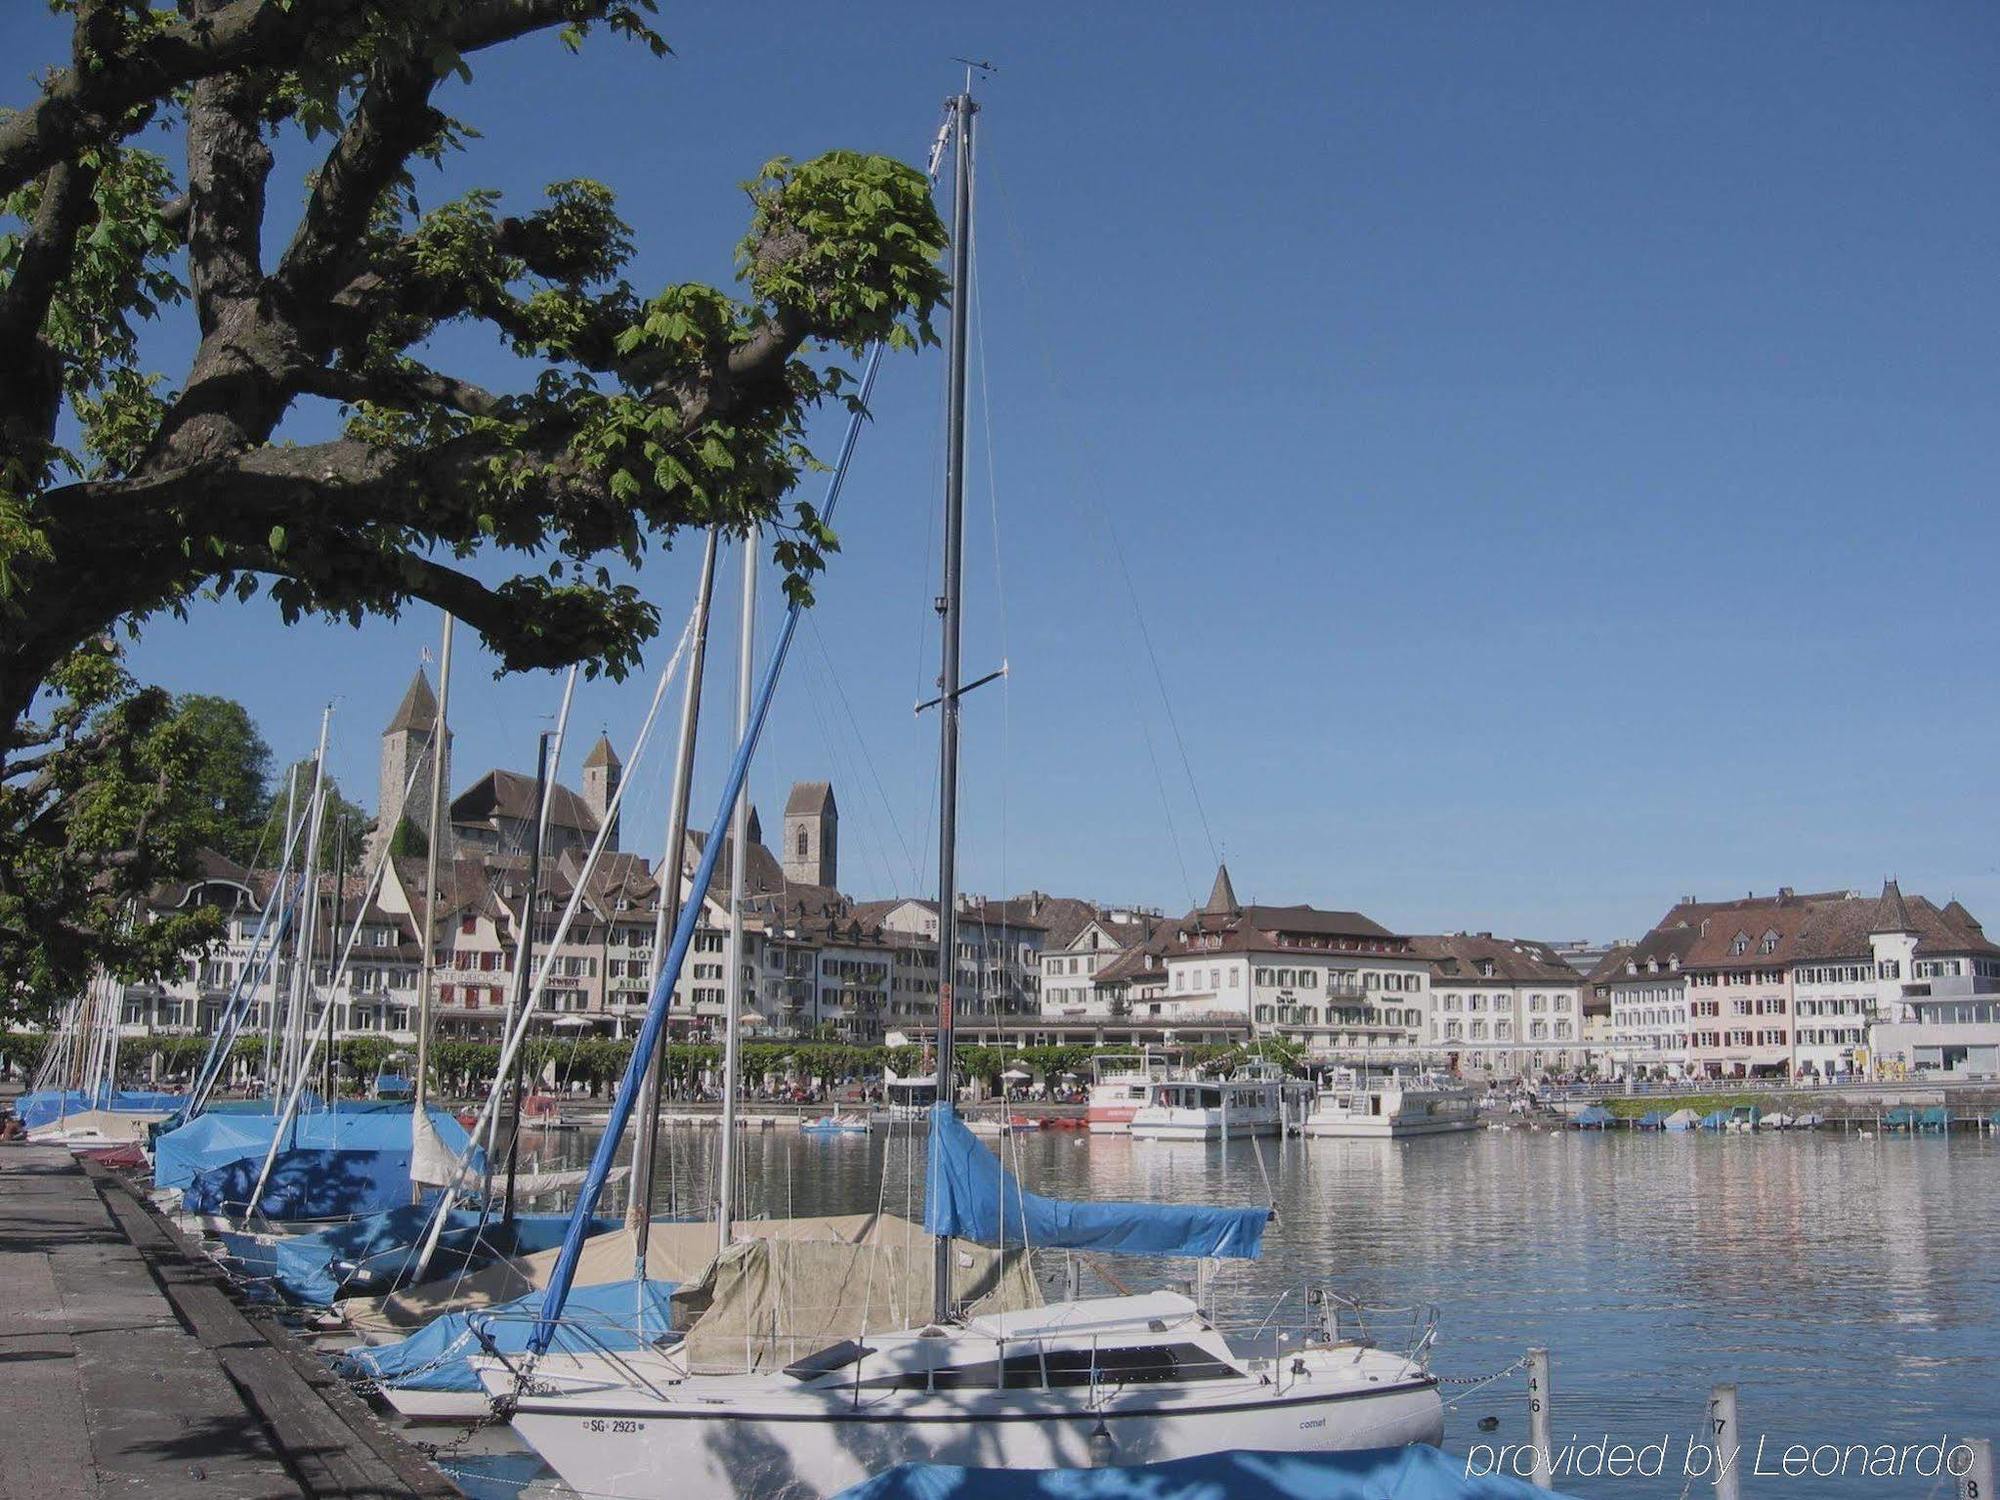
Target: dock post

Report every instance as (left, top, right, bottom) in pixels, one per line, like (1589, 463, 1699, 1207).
(1526, 1347, 1553, 1488)
(1959, 1436, 1993, 1499)
(1709, 1383, 1742, 1500)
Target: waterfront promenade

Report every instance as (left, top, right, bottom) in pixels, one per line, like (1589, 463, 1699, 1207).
(0, 1143, 453, 1500)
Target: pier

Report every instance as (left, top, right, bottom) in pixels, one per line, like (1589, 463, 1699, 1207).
(0, 1144, 454, 1500)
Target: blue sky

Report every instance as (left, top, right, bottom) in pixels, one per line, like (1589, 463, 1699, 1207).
(11, 3, 1999, 941)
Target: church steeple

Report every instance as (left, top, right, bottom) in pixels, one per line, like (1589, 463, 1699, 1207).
(385, 668, 439, 734)
(371, 668, 450, 867)
(1203, 862, 1240, 918)
(581, 733, 620, 852)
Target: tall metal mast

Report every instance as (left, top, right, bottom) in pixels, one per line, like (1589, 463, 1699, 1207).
(717, 530, 755, 1255)
(930, 86, 975, 1325)
(503, 732, 553, 1224)
(630, 527, 721, 1247)
(414, 614, 453, 1119)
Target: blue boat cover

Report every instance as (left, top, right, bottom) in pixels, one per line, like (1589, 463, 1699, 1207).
(1699, 1110, 1730, 1130)
(835, 1444, 1576, 1500)
(266, 1204, 479, 1304)
(1637, 1111, 1666, 1128)
(925, 1104, 1267, 1261)
(183, 1148, 420, 1219)
(342, 1278, 678, 1392)
(1573, 1107, 1614, 1128)
(16, 1089, 183, 1129)
(269, 1209, 596, 1306)
(154, 1102, 470, 1190)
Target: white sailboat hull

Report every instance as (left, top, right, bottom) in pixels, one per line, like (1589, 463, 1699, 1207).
(380, 1385, 496, 1423)
(501, 1362, 1442, 1500)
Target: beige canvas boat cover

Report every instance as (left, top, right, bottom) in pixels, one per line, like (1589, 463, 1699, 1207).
(340, 1211, 946, 1340)
(26, 1109, 165, 1144)
(675, 1233, 1042, 1375)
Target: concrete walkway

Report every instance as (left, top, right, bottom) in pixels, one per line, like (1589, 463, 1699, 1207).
(0, 1144, 456, 1500)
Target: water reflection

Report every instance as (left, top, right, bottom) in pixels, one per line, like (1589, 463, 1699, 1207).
(473, 1125, 2000, 1498)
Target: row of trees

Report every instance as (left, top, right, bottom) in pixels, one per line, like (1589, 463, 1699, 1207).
(0, 3, 948, 1015)
(0, 1029, 1313, 1100)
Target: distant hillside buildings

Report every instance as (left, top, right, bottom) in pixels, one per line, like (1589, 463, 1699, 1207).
(108, 672, 2000, 1083)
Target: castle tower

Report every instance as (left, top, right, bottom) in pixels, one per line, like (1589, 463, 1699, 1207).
(782, 781, 838, 888)
(582, 734, 621, 852)
(371, 669, 451, 865)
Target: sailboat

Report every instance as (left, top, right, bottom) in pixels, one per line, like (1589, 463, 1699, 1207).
(469, 85, 1444, 1499)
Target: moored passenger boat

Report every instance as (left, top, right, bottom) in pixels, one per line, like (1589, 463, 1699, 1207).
(1127, 1064, 1305, 1141)
(1084, 1051, 1170, 1134)
(1300, 1067, 1482, 1139)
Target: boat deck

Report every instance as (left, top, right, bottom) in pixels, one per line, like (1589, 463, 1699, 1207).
(0, 1142, 454, 1500)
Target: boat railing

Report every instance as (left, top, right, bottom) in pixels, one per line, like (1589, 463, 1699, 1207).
(1302, 1286, 1439, 1368)
(469, 1307, 682, 1405)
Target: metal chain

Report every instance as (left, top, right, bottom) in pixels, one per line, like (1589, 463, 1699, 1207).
(1436, 1353, 1531, 1387)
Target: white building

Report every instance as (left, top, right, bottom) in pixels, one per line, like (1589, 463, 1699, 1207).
(1413, 933, 1588, 1078)
(1154, 866, 1431, 1061)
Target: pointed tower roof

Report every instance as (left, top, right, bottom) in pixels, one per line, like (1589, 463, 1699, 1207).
(385, 669, 439, 734)
(1942, 899, 1982, 933)
(746, 804, 763, 847)
(582, 733, 620, 770)
(1870, 879, 1915, 934)
(785, 780, 835, 816)
(1203, 862, 1240, 918)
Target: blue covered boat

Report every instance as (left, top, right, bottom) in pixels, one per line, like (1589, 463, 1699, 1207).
(1636, 1110, 1667, 1130)
(342, 1277, 677, 1420)
(16, 1088, 184, 1131)
(1571, 1106, 1614, 1130)
(161, 1102, 477, 1222)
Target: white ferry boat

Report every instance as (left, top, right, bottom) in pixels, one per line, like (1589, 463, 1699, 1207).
(1127, 1065, 1308, 1141)
(1085, 1051, 1171, 1133)
(1301, 1067, 1482, 1139)
(879, 1072, 940, 1124)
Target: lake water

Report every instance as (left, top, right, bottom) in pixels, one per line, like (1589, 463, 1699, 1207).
(438, 1123, 2000, 1499)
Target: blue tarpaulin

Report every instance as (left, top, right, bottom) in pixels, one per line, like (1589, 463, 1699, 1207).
(268, 1208, 597, 1305)
(183, 1147, 424, 1219)
(1572, 1107, 1614, 1130)
(835, 1445, 1577, 1500)
(154, 1102, 471, 1191)
(924, 1103, 1267, 1260)
(265, 1204, 479, 1304)
(342, 1278, 678, 1392)
(16, 1089, 183, 1129)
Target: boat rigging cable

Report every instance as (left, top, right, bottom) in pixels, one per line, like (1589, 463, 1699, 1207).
(405, 593, 704, 1282)
(984, 157, 1222, 902)
(239, 744, 463, 1222)
(526, 105, 961, 1355)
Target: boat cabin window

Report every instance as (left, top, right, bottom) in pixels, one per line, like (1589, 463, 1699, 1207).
(858, 1343, 1237, 1390)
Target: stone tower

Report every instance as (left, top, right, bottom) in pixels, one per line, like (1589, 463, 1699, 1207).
(372, 669, 451, 866)
(782, 780, 838, 888)
(582, 734, 621, 852)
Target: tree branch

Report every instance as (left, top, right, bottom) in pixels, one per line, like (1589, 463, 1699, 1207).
(278, 1, 625, 309)
(293, 361, 512, 420)
(0, 0, 376, 198)
(0, 158, 101, 467)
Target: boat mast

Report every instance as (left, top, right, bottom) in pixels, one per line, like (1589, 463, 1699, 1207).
(284, 708, 333, 1100)
(502, 731, 553, 1223)
(414, 614, 454, 1121)
(717, 531, 755, 1255)
(630, 527, 721, 1246)
(930, 84, 976, 1325)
